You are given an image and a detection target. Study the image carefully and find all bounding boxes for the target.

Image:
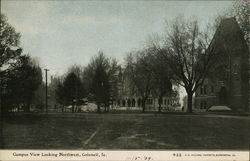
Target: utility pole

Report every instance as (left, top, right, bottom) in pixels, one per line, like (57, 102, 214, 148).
(45, 69, 49, 114)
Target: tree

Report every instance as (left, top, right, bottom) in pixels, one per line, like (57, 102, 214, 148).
(55, 65, 86, 112)
(230, 0, 249, 43)
(56, 72, 85, 113)
(125, 51, 154, 112)
(92, 64, 110, 112)
(1, 14, 43, 113)
(0, 14, 22, 114)
(83, 51, 120, 112)
(144, 36, 174, 112)
(0, 14, 22, 70)
(162, 17, 217, 113)
(32, 83, 46, 112)
(55, 81, 66, 110)
(150, 52, 173, 112)
(67, 64, 84, 81)
(3, 55, 42, 112)
(48, 75, 63, 112)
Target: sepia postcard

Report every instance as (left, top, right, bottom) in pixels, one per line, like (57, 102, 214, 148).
(0, 0, 249, 161)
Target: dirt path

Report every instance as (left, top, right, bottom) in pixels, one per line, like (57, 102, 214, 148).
(83, 128, 100, 145)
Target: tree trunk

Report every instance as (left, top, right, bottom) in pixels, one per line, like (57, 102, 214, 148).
(142, 98, 146, 113)
(158, 96, 162, 113)
(72, 103, 74, 113)
(187, 91, 193, 113)
(97, 103, 100, 113)
(107, 104, 110, 112)
(104, 105, 107, 112)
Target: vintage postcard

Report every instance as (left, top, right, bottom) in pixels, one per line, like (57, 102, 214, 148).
(0, 0, 249, 161)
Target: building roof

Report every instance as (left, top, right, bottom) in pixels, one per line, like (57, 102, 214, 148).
(211, 17, 248, 55)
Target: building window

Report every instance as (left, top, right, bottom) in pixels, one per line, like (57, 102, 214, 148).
(164, 99, 166, 105)
(200, 102, 203, 109)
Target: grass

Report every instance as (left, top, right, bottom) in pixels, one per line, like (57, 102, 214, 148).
(1, 113, 249, 150)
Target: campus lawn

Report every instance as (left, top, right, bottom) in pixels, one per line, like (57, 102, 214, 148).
(1, 113, 249, 150)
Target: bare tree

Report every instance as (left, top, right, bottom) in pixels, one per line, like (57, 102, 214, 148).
(162, 17, 217, 113)
(125, 51, 153, 112)
(145, 45, 173, 112)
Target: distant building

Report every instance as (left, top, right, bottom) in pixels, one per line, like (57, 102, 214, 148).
(195, 18, 249, 111)
(114, 67, 180, 111)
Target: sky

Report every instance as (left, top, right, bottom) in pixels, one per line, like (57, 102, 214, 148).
(2, 0, 233, 76)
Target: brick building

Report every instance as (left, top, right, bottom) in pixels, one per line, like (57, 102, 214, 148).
(195, 18, 249, 111)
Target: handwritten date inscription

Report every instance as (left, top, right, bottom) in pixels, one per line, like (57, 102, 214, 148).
(126, 156, 153, 161)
